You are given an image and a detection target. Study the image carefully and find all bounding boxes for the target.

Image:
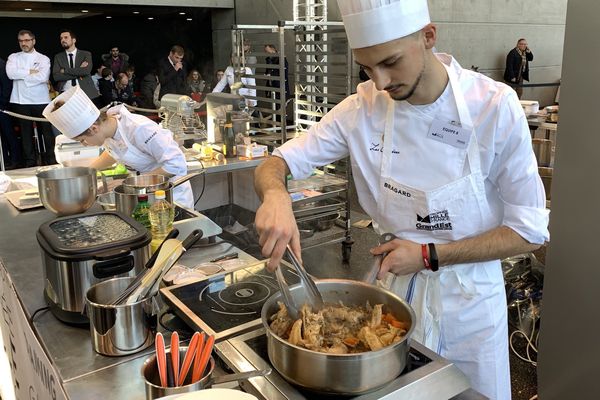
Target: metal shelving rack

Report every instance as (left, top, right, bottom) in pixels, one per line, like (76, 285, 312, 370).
(230, 2, 355, 260)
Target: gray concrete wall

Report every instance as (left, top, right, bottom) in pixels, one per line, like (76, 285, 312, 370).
(228, 0, 567, 107)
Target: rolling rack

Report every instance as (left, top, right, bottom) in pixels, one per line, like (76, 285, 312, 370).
(231, 19, 354, 261)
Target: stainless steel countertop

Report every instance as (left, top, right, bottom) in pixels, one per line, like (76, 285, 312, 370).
(0, 178, 258, 399)
(187, 157, 263, 174)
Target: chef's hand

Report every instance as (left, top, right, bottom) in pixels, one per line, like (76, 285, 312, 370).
(370, 239, 424, 280)
(255, 190, 301, 272)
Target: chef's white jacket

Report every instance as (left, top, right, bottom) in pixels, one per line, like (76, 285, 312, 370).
(6, 50, 51, 105)
(275, 56, 549, 245)
(212, 66, 257, 107)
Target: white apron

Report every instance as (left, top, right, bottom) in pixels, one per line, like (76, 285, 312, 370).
(377, 62, 511, 400)
(105, 115, 194, 209)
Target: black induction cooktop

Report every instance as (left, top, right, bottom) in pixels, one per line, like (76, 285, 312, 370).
(161, 261, 300, 340)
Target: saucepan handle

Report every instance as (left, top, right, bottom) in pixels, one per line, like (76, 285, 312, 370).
(211, 368, 272, 385)
(364, 232, 397, 284)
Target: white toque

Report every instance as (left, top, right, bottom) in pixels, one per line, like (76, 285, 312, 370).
(42, 86, 100, 139)
(337, 0, 431, 49)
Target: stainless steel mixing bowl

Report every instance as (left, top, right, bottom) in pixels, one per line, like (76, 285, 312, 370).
(36, 167, 98, 216)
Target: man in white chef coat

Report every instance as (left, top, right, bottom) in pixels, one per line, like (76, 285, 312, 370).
(253, 0, 549, 399)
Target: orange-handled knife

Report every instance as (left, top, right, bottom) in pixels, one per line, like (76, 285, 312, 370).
(178, 332, 200, 386)
(171, 331, 180, 386)
(155, 332, 167, 387)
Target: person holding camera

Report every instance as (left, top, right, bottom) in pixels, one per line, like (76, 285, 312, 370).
(504, 38, 533, 98)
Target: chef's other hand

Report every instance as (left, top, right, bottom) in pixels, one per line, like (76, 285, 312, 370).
(255, 190, 301, 272)
(370, 239, 424, 280)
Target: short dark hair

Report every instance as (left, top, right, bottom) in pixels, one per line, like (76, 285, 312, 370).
(170, 45, 184, 55)
(101, 68, 112, 78)
(60, 29, 76, 39)
(18, 30, 35, 39)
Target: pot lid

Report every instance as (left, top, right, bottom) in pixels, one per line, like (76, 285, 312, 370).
(37, 211, 151, 256)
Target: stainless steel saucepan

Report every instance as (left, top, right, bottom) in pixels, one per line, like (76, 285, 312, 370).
(114, 172, 203, 214)
(261, 279, 416, 395)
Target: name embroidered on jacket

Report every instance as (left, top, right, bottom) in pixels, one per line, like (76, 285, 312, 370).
(384, 182, 411, 197)
(144, 131, 158, 144)
(415, 211, 453, 231)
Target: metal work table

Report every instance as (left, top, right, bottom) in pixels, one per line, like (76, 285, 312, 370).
(0, 168, 258, 399)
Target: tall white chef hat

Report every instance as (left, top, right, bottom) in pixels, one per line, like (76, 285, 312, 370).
(337, 0, 431, 49)
(42, 86, 100, 139)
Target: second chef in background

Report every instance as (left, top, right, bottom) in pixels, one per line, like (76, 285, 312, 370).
(43, 85, 193, 208)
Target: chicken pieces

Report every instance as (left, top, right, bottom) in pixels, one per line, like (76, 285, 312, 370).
(269, 301, 409, 354)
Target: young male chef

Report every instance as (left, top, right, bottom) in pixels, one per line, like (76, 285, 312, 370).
(43, 86, 193, 208)
(253, 0, 549, 398)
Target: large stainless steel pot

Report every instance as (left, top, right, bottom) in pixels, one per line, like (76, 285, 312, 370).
(261, 279, 416, 395)
(114, 172, 202, 215)
(36, 166, 97, 216)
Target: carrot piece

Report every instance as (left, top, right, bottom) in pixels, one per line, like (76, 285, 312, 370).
(390, 320, 410, 330)
(343, 337, 360, 347)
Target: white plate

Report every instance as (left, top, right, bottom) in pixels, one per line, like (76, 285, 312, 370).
(158, 388, 258, 400)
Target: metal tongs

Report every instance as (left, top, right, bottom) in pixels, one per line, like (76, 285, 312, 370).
(285, 245, 324, 310)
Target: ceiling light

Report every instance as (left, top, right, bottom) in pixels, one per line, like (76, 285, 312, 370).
(133, 11, 140, 14)
(186, 18, 192, 21)
(24, 8, 32, 11)
(179, 12, 186, 15)
(148, 17, 154, 20)
(81, 10, 88, 13)
(106, 16, 112, 19)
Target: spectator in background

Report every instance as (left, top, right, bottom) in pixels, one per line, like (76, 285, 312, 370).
(504, 38, 533, 99)
(102, 46, 129, 76)
(111, 72, 138, 106)
(125, 64, 136, 92)
(53, 29, 101, 105)
(187, 69, 205, 101)
(243, 38, 257, 74)
(209, 69, 225, 93)
(139, 69, 159, 109)
(6, 29, 56, 166)
(212, 56, 256, 107)
(91, 63, 106, 91)
(1, 57, 19, 169)
(157, 45, 188, 99)
(264, 44, 290, 100)
(98, 68, 114, 107)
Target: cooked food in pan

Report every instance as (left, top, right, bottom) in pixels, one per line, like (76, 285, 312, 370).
(269, 301, 410, 354)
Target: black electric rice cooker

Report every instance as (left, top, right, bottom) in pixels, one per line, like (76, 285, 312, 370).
(37, 211, 151, 324)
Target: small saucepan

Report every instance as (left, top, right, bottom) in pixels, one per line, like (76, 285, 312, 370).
(122, 175, 169, 194)
(142, 349, 270, 399)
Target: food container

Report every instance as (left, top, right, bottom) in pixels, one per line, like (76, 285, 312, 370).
(86, 277, 155, 356)
(36, 166, 97, 216)
(261, 279, 416, 395)
(142, 351, 268, 399)
(37, 211, 151, 324)
(97, 192, 116, 210)
(520, 100, 539, 116)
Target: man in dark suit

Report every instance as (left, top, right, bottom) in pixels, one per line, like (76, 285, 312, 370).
(157, 45, 188, 100)
(52, 29, 100, 103)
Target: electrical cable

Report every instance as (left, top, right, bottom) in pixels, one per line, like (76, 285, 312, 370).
(193, 159, 206, 207)
(509, 297, 539, 366)
(29, 306, 49, 323)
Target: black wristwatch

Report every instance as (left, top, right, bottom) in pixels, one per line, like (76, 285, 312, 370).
(427, 243, 439, 272)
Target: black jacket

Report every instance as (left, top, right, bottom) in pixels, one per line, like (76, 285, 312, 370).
(0, 58, 12, 109)
(504, 47, 533, 83)
(157, 57, 188, 99)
